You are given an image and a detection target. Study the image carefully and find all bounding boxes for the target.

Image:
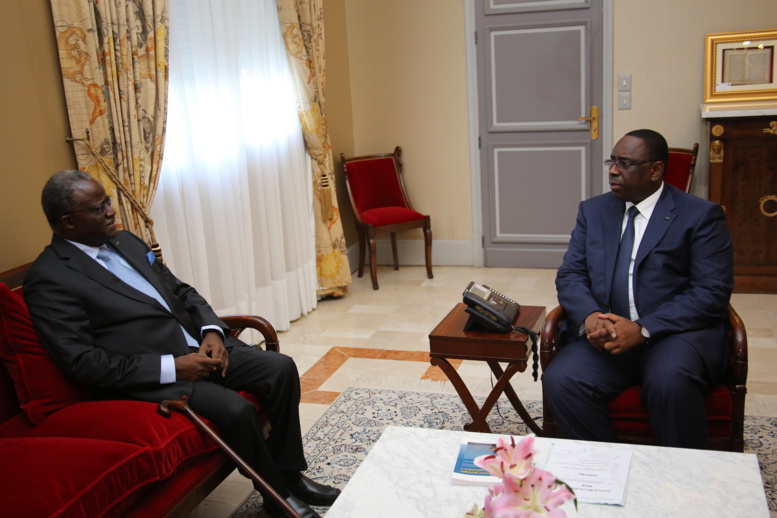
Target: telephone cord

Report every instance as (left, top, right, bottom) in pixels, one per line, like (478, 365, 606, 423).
(512, 325, 539, 382)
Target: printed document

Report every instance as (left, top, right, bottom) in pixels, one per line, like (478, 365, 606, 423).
(543, 443, 632, 505)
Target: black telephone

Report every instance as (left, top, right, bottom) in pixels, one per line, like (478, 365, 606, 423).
(461, 282, 540, 381)
(462, 281, 520, 333)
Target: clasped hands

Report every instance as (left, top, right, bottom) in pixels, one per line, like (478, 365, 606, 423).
(174, 331, 229, 380)
(585, 312, 645, 355)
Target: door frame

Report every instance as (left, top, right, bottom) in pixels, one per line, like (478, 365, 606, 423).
(463, 0, 614, 267)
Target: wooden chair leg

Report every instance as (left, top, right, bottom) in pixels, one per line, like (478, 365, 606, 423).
(357, 229, 366, 278)
(541, 386, 556, 438)
(390, 233, 399, 270)
(423, 222, 433, 279)
(368, 231, 379, 290)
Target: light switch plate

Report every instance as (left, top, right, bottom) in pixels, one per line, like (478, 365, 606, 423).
(618, 92, 632, 110)
(618, 74, 632, 92)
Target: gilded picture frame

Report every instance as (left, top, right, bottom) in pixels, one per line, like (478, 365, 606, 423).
(704, 29, 777, 103)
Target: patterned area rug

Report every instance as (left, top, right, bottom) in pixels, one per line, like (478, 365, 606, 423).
(232, 387, 776, 516)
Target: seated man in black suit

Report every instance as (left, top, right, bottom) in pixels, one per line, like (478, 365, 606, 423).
(24, 170, 339, 518)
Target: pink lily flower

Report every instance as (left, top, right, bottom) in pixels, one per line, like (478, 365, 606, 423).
(474, 434, 536, 480)
(501, 467, 575, 517)
(465, 435, 577, 518)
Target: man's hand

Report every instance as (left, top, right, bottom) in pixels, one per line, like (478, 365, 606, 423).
(595, 313, 645, 355)
(199, 331, 229, 377)
(584, 311, 616, 350)
(175, 331, 229, 380)
(174, 353, 222, 381)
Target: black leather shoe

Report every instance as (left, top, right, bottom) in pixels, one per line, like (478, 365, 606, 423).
(282, 472, 341, 506)
(262, 494, 321, 518)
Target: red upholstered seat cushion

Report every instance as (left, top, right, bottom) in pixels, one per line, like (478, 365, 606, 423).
(360, 206, 426, 226)
(0, 283, 91, 424)
(0, 400, 219, 476)
(606, 384, 733, 441)
(0, 436, 156, 518)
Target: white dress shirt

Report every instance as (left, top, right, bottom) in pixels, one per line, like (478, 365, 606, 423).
(620, 182, 664, 321)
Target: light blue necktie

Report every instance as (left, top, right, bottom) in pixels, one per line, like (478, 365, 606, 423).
(610, 206, 639, 318)
(97, 247, 172, 311)
(97, 246, 199, 347)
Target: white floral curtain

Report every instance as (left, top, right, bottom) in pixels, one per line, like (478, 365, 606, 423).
(276, 0, 352, 297)
(50, 0, 168, 247)
(150, 0, 317, 329)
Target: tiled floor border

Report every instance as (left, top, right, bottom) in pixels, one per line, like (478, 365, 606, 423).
(299, 346, 462, 404)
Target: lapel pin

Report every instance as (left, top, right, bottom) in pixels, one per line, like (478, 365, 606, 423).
(664, 216, 670, 220)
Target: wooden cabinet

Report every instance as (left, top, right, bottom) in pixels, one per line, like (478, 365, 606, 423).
(707, 115, 777, 293)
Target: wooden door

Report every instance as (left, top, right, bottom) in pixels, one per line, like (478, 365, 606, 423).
(476, 0, 604, 267)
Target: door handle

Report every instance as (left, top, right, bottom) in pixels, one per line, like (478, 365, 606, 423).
(578, 106, 599, 140)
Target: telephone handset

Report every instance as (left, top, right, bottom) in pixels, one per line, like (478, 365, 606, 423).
(462, 281, 520, 333)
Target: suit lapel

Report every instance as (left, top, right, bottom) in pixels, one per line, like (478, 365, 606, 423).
(51, 235, 154, 308)
(108, 236, 166, 296)
(635, 186, 676, 267)
(603, 196, 626, 302)
(109, 235, 202, 340)
(52, 234, 202, 344)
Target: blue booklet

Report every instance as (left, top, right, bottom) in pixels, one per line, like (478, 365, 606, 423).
(451, 440, 500, 486)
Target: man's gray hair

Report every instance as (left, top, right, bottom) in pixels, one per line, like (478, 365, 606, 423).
(41, 170, 95, 226)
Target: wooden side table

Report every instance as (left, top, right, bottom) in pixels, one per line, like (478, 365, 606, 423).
(428, 303, 546, 435)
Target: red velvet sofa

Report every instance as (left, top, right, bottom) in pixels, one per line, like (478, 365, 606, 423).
(0, 263, 277, 517)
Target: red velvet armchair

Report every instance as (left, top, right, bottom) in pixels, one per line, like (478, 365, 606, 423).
(340, 146, 433, 290)
(664, 144, 699, 193)
(540, 304, 748, 452)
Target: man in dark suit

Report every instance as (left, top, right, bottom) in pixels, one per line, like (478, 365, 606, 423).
(24, 170, 339, 518)
(542, 129, 734, 449)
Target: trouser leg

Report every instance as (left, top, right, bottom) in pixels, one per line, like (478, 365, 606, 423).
(187, 345, 307, 494)
(188, 380, 289, 495)
(542, 338, 638, 442)
(639, 335, 710, 449)
(220, 345, 307, 470)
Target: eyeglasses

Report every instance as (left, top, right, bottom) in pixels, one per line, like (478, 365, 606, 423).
(67, 196, 113, 216)
(604, 158, 657, 171)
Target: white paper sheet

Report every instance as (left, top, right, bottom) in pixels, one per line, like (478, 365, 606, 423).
(543, 443, 632, 506)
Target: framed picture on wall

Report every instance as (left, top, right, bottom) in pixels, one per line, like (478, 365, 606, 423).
(704, 29, 777, 103)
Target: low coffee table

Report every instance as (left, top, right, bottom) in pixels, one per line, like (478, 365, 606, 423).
(428, 302, 545, 435)
(325, 426, 769, 517)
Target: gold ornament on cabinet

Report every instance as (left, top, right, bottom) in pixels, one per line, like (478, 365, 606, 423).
(759, 195, 777, 217)
(710, 140, 724, 163)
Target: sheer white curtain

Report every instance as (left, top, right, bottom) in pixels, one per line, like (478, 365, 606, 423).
(151, 0, 317, 330)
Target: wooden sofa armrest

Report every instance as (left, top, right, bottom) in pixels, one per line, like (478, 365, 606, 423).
(220, 315, 279, 352)
(0, 262, 33, 291)
(540, 305, 566, 371)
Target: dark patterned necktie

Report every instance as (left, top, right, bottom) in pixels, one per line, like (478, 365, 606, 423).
(610, 206, 639, 318)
